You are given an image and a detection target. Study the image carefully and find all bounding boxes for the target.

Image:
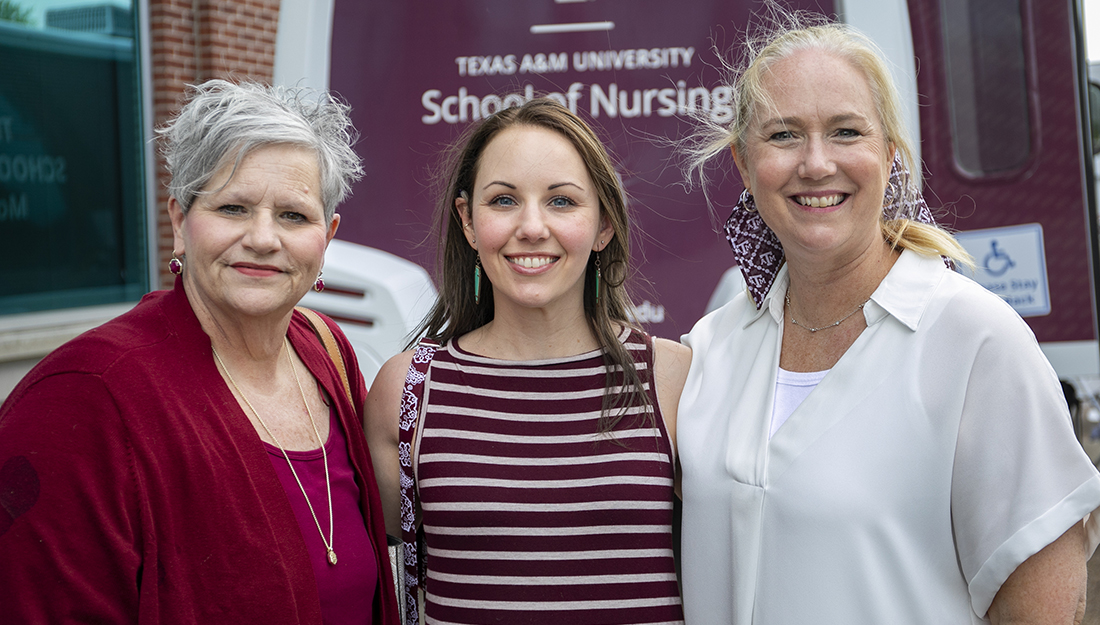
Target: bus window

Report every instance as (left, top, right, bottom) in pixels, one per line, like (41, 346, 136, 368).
(940, 0, 1031, 175)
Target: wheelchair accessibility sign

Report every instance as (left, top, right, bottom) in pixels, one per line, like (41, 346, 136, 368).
(954, 223, 1051, 317)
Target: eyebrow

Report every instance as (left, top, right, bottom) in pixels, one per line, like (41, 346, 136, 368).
(481, 181, 585, 192)
(759, 113, 871, 128)
(549, 182, 584, 191)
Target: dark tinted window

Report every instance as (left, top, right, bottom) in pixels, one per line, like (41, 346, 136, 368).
(940, 0, 1031, 175)
(0, 1, 145, 314)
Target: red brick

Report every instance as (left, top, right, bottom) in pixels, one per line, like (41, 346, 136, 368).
(147, 0, 280, 270)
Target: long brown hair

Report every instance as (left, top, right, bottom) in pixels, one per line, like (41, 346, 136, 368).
(411, 98, 650, 433)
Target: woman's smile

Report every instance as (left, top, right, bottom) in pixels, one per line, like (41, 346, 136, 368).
(507, 255, 559, 271)
(793, 193, 848, 209)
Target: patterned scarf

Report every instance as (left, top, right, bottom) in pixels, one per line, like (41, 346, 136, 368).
(723, 152, 948, 308)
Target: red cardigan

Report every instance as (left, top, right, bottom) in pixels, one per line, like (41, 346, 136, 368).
(0, 279, 399, 624)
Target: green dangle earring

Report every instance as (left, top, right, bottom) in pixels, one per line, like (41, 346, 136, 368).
(594, 245, 602, 304)
(474, 255, 482, 305)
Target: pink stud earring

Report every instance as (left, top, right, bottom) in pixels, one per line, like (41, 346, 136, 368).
(169, 256, 183, 275)
(313, 271, 325, 292)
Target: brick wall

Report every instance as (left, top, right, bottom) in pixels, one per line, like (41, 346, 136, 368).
(149, 0, 281, 288)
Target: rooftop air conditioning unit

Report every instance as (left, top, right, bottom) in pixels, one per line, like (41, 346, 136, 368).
(46, 5, 133, 38)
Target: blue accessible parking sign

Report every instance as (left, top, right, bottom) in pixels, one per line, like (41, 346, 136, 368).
(954, 223, 1051, 317)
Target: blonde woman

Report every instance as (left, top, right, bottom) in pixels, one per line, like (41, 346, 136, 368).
(678, 13, 1100, 625)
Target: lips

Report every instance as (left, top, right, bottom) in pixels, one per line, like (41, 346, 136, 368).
(794, 194, 847, 208)
(232, 262, 282, 277)
(507, 256, 557, 269)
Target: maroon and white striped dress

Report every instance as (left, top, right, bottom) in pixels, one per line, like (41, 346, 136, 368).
(409, 329, 683, 625)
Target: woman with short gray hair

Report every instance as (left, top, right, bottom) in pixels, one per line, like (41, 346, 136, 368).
(162, 79, 362, 221)
(0, 80, 400, 625)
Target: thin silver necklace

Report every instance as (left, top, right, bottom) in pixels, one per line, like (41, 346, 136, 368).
(785, 290, 870, 333)
(213, 338, 337, 565)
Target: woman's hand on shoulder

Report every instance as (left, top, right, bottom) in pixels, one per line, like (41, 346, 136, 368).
(364, 349, 416, 538)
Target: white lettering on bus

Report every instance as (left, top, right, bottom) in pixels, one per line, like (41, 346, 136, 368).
(422, 82, 731, 125)
(573, 47, 695, 72)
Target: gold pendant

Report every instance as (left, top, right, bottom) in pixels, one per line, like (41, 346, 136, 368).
(327, 549, 337, 565)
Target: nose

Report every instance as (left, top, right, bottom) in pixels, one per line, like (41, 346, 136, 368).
(798, 136, 836, 180)
(242, 209, 281, 254)
(516, 202, 550, 241)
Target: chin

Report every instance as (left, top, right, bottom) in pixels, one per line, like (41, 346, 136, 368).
(790, 226, 865, 253)
(226, 290, 300, 319)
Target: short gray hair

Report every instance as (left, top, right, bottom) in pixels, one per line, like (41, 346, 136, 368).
(158, 79, 363, 222)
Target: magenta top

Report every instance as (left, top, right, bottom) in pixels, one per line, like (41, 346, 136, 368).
(266, 408, 378, 625)
(0, 280, 397, 623)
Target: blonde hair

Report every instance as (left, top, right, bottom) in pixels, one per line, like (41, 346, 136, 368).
(685, 6, 971, 266)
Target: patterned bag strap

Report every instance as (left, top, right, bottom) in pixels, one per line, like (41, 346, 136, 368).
(295, 306, 353, 405)
(398, 339, 438, 625)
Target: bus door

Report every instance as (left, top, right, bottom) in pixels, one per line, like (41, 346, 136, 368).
(906, 0, 1100, 380)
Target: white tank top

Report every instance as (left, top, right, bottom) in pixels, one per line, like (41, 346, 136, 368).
(770, 367, 829, 438)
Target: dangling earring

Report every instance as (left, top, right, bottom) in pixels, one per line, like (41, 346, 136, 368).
(313, 271, 325, 292)
(169, 255, 183, 275)
(594, 249, 602, 304)
(473, 255, 482, 305)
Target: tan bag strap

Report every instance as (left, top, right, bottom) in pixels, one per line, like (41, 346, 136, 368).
(295, 306, 353, 405)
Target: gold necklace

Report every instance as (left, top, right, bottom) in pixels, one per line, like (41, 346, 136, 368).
(213, 337, 337, 565)
(785, 290, 870, 333)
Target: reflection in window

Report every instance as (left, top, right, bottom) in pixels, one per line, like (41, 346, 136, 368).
(940, 0, 1031, 175)
(0, 2, 32, 25)
(0, 0, 145, 314)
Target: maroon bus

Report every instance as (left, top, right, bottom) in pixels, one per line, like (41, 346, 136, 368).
(325, 0, 1100, 449)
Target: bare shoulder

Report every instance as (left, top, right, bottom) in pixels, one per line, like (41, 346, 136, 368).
(652, 337, 691, 385)
(363, 349, 417, 537)
(650, 337, 691, 458)
(364, 349, 416, 433)
(372, 349, 416, 392)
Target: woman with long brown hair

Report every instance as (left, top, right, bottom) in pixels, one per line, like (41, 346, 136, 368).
(366, 98, 689, 625)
